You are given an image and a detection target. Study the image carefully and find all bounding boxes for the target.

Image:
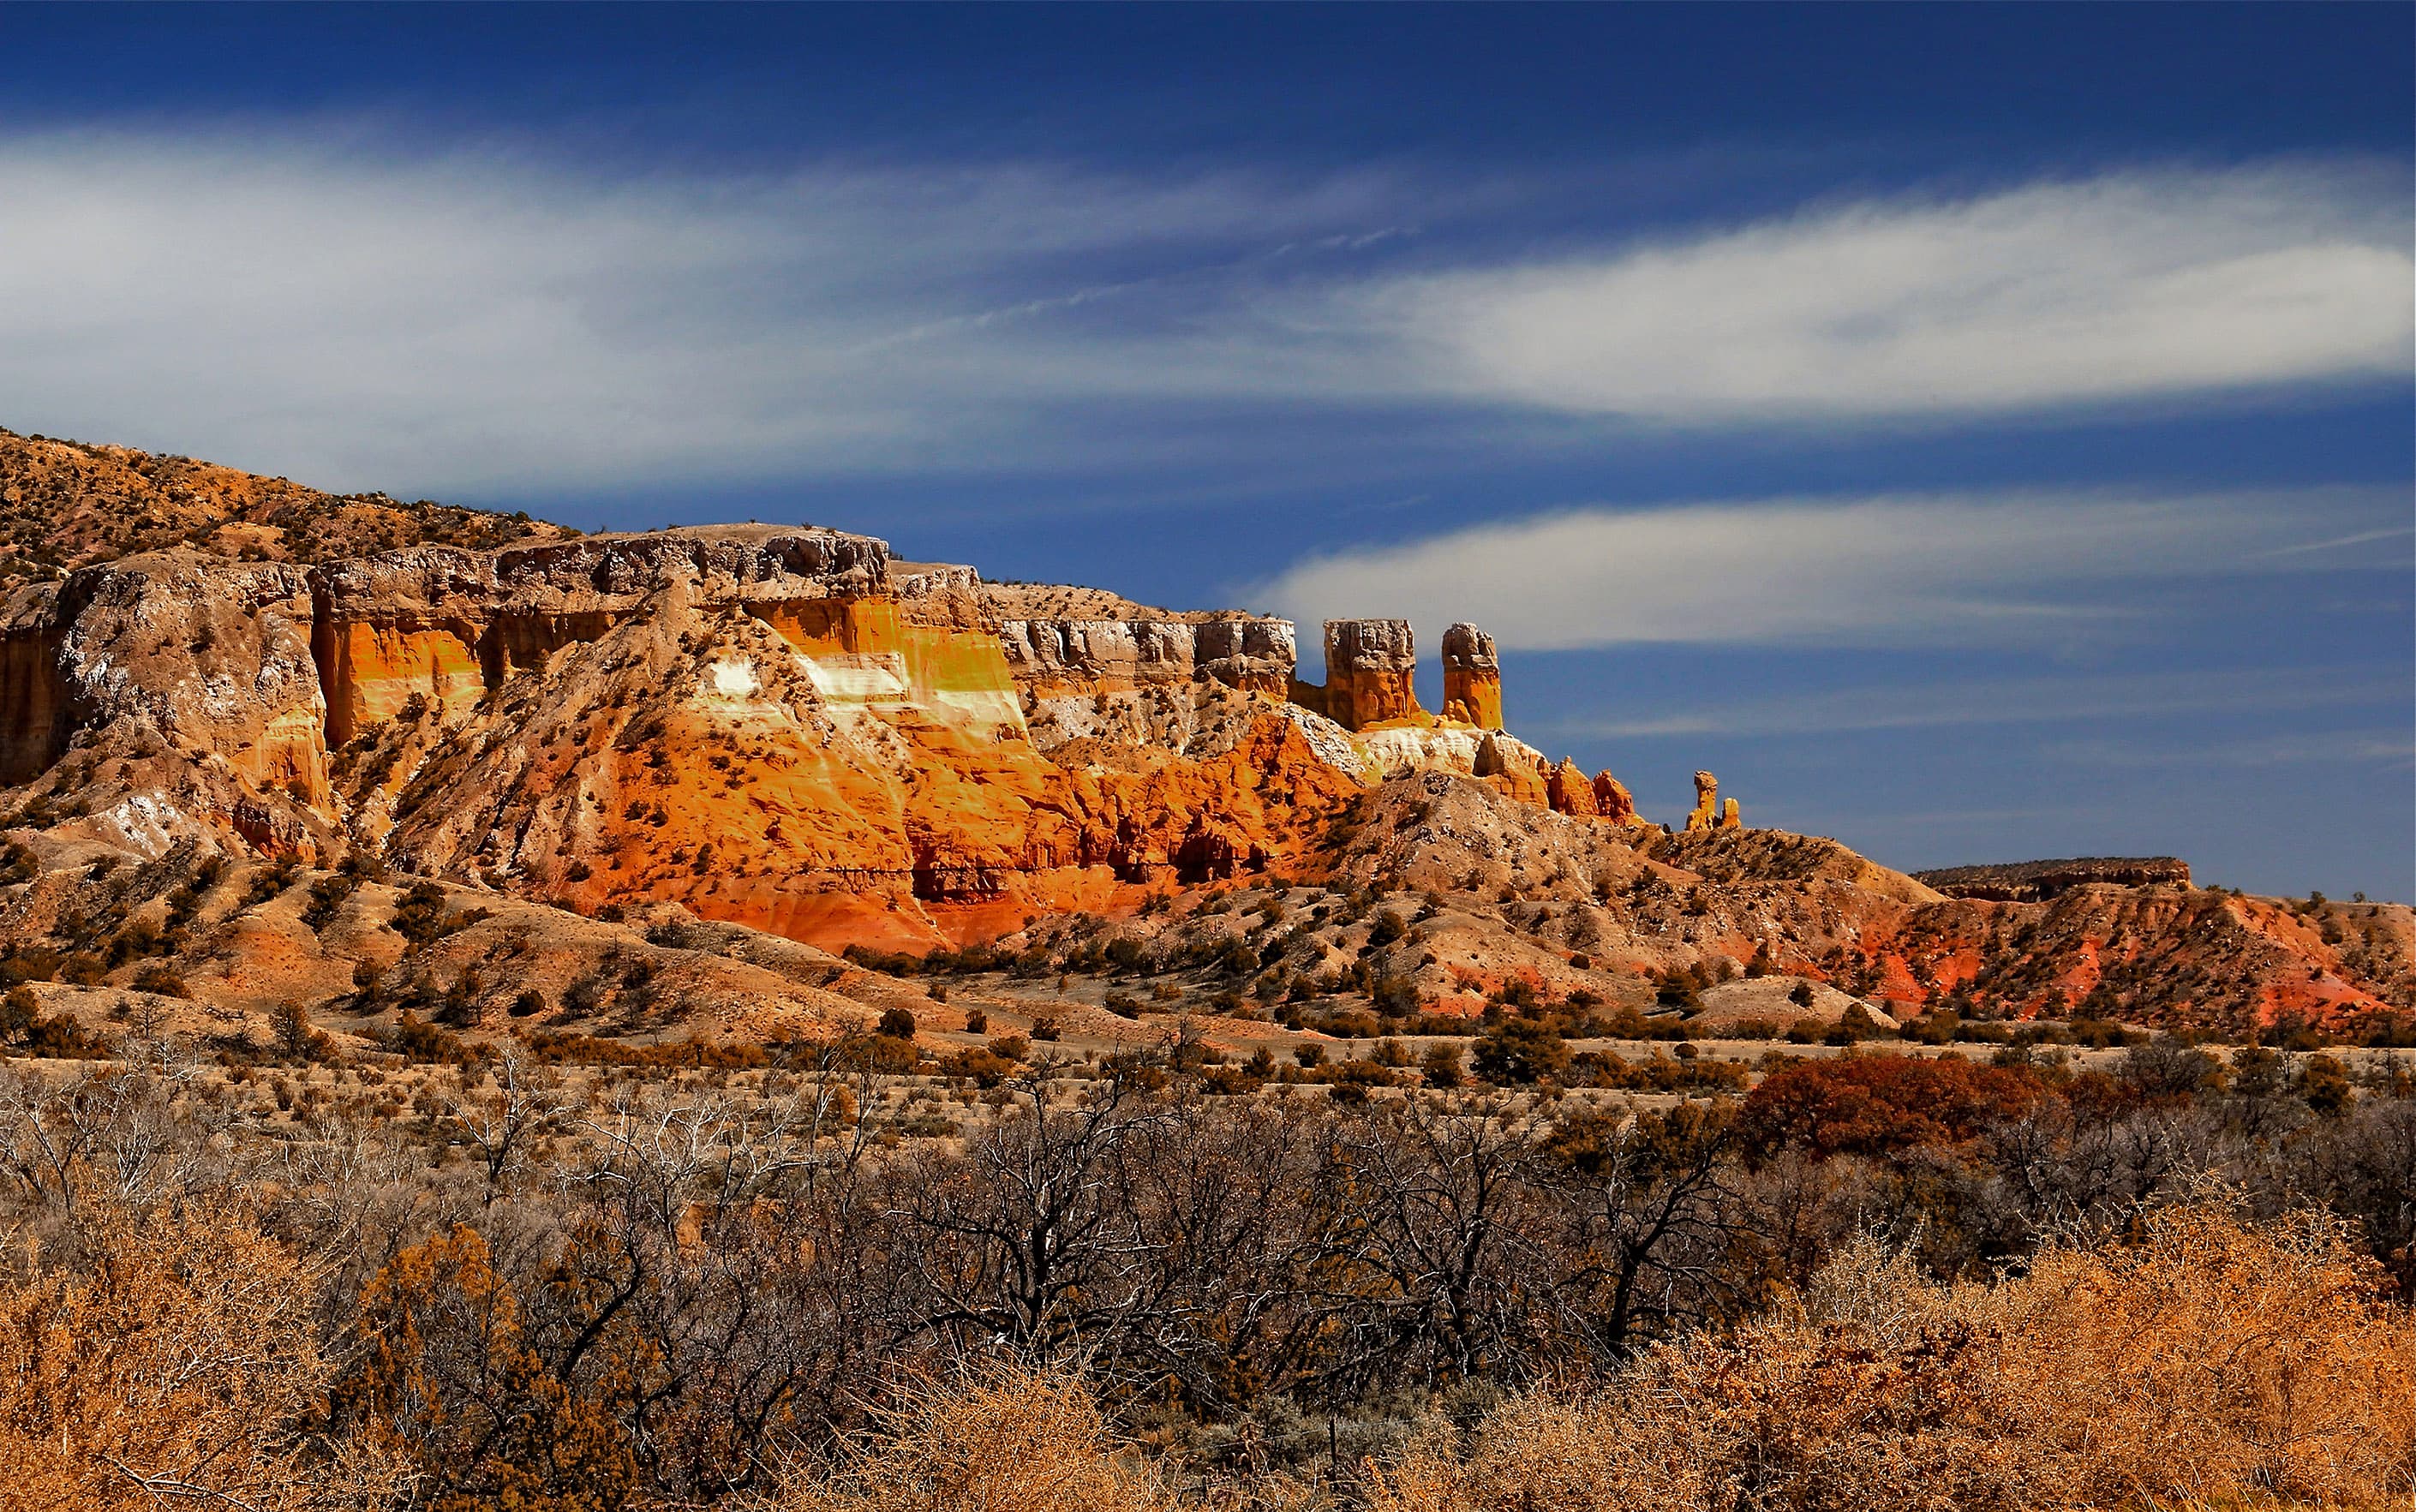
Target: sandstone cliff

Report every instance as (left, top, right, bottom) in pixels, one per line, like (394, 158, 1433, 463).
(0, 508, 1624, 953)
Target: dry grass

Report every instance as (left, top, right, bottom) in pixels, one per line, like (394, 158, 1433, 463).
(0, 1201, 397, 1512)
(756, 1363, 1185, 1512)
(1366, 1200, 2416, 1511)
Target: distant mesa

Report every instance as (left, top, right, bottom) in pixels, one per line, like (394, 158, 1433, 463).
(1915, 857, 2193, 903)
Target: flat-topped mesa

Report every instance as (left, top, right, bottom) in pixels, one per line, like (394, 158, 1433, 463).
(1916, 856, 2192, 903)
(1315, 619, 1423, 731)
(1440, 622, 1504, 730)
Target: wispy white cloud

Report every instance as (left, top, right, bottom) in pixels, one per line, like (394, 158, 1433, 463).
(1528, 666, 2412, 741)
(0, 133, 2406, 493)
(0, 130, 1407, 492)
(1258, 487, 2409, 655)
(1338, 165, 2413, 421)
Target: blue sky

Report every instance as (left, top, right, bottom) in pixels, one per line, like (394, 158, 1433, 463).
(3, 4, 2410, 899)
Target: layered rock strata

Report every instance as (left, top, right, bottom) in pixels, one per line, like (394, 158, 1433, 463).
(996, 616, 1295, 699)
(0, 507, 1684, 951)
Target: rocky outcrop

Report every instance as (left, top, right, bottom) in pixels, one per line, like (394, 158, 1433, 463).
(1685, 769, 1741, 832)
(1915, 857, 2194, 903)
(1545, 757, 1596, 816)
(1440, 623, 1503, 730)
(0, 425, 564, 578)
(1472, 731, 1549, 806)
(8, 427, 2407, 1043)
(0, 602, 68, 786)
(313, 525, 1044, 744)
(0, 551, 338, 856)
(1317, 619, 1423, 731)
(1592, 770, 1637, 826)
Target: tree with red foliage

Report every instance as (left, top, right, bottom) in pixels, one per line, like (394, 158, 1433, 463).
(1741, 1054, 2045, 1162)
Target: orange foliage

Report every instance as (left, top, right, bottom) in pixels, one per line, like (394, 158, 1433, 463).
(332, 1224, 642, 1512)
(755, 1362, 1186, 1512)
(0, 1202, 396, 1512)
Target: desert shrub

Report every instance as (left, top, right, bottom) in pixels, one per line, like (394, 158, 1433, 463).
(843, 944, 922, 976)
(522, 1031, 772, 1069)
(240, 857, 303, 910)
(1741, 1054, 2044, 1161)
(0, 984, 110, 1059)
(1366, 1200, 2416, 1512)
(301, 873, 358, 931)
(379, 1011, 482, 1066)
(1473, 1018, 1571, 1085)
(332, 1225, 637, 1512)
(829, 1032, 918, 1075)
(939, 1048, 1017, 1087)
(756, 1363, 1181, 1512)
(0, 1201, 397, 1512)
(129, 964, 187, 998)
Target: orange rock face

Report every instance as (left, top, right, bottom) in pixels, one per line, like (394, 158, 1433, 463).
(1319, 619, 1424, 730)
(0, 506, 1689, 957)
(1440, 622, 1504, 730)
(1592, 770, 1637, 826)
(1545, 757, 1597, 816)
(1473, 732, 1550, 807)
(1686, 769, 1720, 832)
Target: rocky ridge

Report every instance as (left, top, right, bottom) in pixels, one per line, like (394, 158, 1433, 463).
(0, 428, 2407, 1043)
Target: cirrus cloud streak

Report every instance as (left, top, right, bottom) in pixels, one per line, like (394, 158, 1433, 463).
(0, 130, 2406, 494)
(1341, 165, 2413, 421)
(1257, 488, 2411, 654)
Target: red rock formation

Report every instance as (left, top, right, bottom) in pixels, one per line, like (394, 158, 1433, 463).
(0, 551, 338, 856)
(1545, 757, 1597, 816)
(8, 427, 2407, 1044)
(0, 614, 66, 786)
(1686, 769, 1719, 831)
(1592, 770, 1637, 826)
(1473, 731, 1549, 807)
(1683, 770, 1741, 832)
(1440, 622, 1503, 730)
